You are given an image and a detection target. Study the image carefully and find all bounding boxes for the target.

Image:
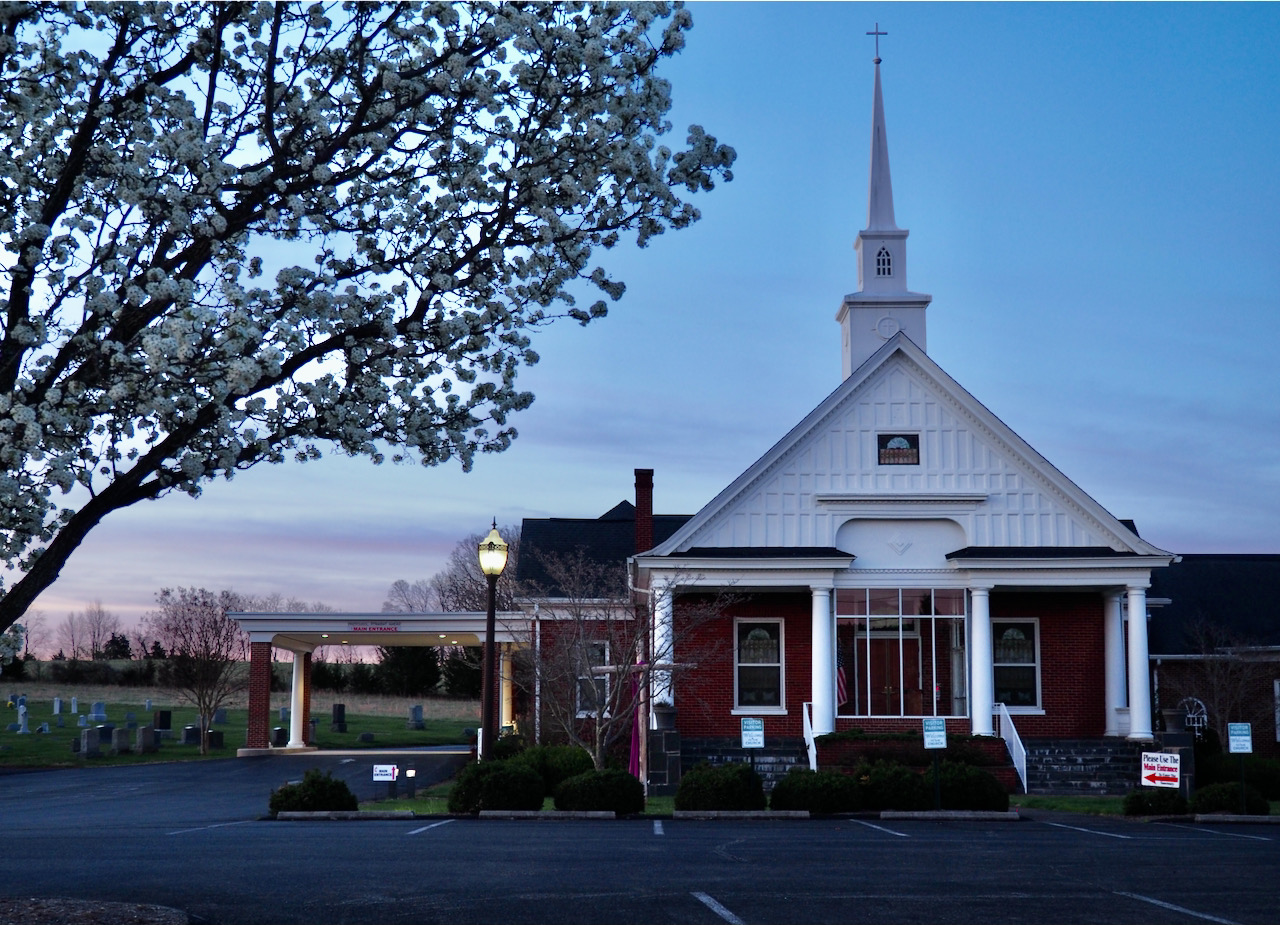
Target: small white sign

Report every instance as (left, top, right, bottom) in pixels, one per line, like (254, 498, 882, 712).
(741, 717, 764, 749)
(1228, 723, 1253, 754)
(1140, 751, 1180, 789)
(922, 717, 947, 749)
(372, 764, 399, 782)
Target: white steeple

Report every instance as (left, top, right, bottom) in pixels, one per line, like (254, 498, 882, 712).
(836, 32, 932, 379)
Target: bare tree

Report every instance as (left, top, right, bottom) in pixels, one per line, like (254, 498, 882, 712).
(21, 610, 48, 659)
(1179, 619, 1276, 742)
(55, 612, 87, 661)
(518, 551, 730, 771)
(381, 579, 435, 614)
(143, 588, 247, 754)
(386, 526, 522, 614)
(82, 601, 122, 660)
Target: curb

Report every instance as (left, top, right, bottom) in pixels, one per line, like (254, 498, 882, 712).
(277, 810, 416, 820)
(1193, 813, 1280, 824)
(478, 810, 617, 820)
(880, 810, 1021, 821)
(672, 810, 809, 820)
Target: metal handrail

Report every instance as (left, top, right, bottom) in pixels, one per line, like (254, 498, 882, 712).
(802, 701, 817, 771)
(993, 702, 1027, 793)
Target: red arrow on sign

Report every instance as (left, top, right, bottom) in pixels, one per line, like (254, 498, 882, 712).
(1144, 772, 1178, 784)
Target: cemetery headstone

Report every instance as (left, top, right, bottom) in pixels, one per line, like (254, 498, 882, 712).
(16, 695, 25, 708)
(181, 725, 200, 746)
(16, 705, 29, 734)
(37, 722, 48, 734)
(154, 710, 172, 730)
(309, 718, 318, 743)
(110, 728, 131, 755)
(212, 708, 227, 725)
(88, 701, 107, 722)
(125, 712, 137, 730)
(358, 731, 375, 743)
(70, 736, 79, 754)
(271, 726, 288, 747)
(406, 704, 425, 730)
(136, 725, 158, 754)
(55, 715, 64, 728)
(70, 696, 78, 714)
(330, 703, 346, 733)
(52, 697, 62, 715)
(98, 722, 115, 739)
(206, 730, 225, 750)
(77, 715, 87, 727)
(145, 699, 152, 713)
(80, 728, 100, 758)
(4, 722, 17, 732)
(278, 707, 289, 723)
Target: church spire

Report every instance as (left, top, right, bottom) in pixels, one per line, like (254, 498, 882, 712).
(836, 29, 932, 379)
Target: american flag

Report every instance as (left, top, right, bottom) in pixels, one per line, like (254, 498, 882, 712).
(836, 645, 847, 707)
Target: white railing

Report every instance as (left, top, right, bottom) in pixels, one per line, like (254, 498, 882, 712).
(993, 702, 1027, 793)
(802, 701, 817, 771)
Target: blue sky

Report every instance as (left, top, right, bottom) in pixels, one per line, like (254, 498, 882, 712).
(29, 3, 1280, 634)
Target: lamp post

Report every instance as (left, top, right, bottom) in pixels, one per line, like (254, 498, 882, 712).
(477, 521, 509, 761)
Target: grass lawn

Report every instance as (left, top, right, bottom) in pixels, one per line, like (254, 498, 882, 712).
(1009, 794, 1125, 815)
(0, 682, 476, 769)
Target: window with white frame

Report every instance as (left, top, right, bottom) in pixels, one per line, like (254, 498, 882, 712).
(736, 620, 783, 710)
(576, 641, 609, 716)
(993, 620, 1040, 709)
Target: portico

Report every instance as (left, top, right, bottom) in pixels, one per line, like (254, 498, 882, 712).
(230, 611, 522, 754)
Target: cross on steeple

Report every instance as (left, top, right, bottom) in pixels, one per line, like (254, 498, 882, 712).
(866, 23, 887, 63)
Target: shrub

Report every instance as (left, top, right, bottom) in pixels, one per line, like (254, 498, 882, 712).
(516, 745, 595, 793)
(769, 768, 861, 814)
(855, 761, 930, 811)
(1196, 754, 1280, 800)
(554, 769, 645, 815)
(1123, 788, 1189, 816)
(674, 762, 766, 811)
(924, 761, 1009, 812)
(1189, 782, 1270, 816)
(268, 769, 358, 818)
(447, 759, 545, 814)
(491, 734, 527, 761)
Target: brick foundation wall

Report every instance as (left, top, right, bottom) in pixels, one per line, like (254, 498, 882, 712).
(247, 642, 272, 748)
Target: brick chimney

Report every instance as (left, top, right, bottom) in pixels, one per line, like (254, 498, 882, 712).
(634, 468, 654, 554)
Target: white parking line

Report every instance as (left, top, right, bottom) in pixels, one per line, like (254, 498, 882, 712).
(851, 819, 909, 838)
(692, 891, 745, 925)
(406, 819, 455, 835)
(1155, 822, 1271, 842)
(653, 820, 664, 835)
(167, 821, 252, 836)
(1114, 891, 1240, 924)
(1043, 821, 1131, 839)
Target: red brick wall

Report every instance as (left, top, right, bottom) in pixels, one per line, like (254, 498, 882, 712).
(675, 592, 812, 739)
(991, 591, 1105, 738)
(1155, 657, 1280, 759)
(247, 642, 272, 748)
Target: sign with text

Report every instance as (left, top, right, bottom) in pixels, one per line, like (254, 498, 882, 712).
(1140, 751, 1180, 789)
(740, 717, 764, 749)
(1228, 723, 1253, 754)
(922, 718, 947, 749)
(372, 764, 399, 782)
(348, 621, 401, 633)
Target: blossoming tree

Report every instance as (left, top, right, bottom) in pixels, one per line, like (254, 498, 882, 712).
(0, 2, 735, 631)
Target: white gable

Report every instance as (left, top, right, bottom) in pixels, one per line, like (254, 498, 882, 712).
(654, 335, 1166, 565)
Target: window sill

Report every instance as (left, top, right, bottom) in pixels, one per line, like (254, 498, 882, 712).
(731, 708, 787, 716)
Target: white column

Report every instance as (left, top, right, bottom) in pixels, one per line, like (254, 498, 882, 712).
(651, 589, 674, 717)
(810, 587, 834, 736)
(500, 645, 514, 731)
(1103, 592, 1126, 737)
(1126, 585, 1154, 740)
(969, 587, 994, 736)
(287, 653, 306, 748)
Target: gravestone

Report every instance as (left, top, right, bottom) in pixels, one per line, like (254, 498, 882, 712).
(136, 725, 158, 754)
(52, 697, 62, 715)
(358, 732, 375, 743)
(271, 726, 287, 747)
(16, 705, 29, 735)
(80, 728, 101, 758)
(124, 712, 137, 730)
(154, 710, 172, 731)
(212, 708, 227, 725)
(69, 737, 79, 754)
(55, 715, 64, 728)
(144, 699, 152, 713)
(278, 707, 289, 723)
(206, 730, 225, 750)
(330, 704, 346, 733)
(36, 722, 49, 734)
(88, 701, 107, 722)
(309, 718, 318, 743)
(181, 725, 200, 746)
(110, 728, 131, 755)
(70, 697, 78, 714)
(16, 695, 25, 709)
(406, 704, 425, 730)
(4, 723, 17, 732)
(98, 722, 115, 739)
(77, 715, 87, 727)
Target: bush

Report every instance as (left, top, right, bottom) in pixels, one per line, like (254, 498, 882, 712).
(1124, 788, 1188, 816)
(1189, 781, 1270, 816)
(924, 761, 1009, 812)
(491, 734, 527, 761)
(769, 768, 862, 814)
(516, 745, 595, 793)
(268, 769, 358, 817)
(554, 769, 645, 815)
(447, 759, 545, 814)
(674, 762, 766, 811)
(855, 761, 930, 811)
(1196, 754, 1280, 800)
